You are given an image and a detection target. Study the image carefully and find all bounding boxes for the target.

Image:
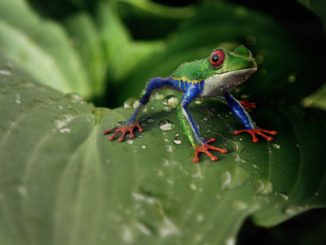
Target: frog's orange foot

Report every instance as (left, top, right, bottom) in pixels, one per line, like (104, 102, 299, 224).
(233, 128, 277, 143)
(103, 121, 144, 142)
(240, 100, 256, 110)
(192, 138, 228, 163)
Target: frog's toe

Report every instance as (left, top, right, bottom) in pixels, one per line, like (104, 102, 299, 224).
(233, 128, 277, 142)
(104, 121, 144, 142)
(192, 138, 227, 163)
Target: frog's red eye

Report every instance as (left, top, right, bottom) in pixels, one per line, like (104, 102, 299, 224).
(210, 49, 225, 67)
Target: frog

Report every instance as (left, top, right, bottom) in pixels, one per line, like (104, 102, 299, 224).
(104, 45, 277, 163)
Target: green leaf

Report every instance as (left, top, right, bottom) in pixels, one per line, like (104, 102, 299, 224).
(117, 0, 195, 19)
(1, 57, 325, 244)
(303, 84, 326, 110)
(298, 0, 326, 30)
(64, 12, 106, 97)
(97, 1, 165, 82)
(0, 0, 90, 97)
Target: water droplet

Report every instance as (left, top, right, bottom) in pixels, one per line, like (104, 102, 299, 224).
(16, 185, 27, 196)
(195, 99, 203, 105)
(173, 134, 182, 144)
(190, 183, 197, 191)
(59, 128, 71, 134)
(162, 95, 178, 108)
(221, 171, 232, 190)
(145, 117, 155, 123)
(54, 114, 74, 130)
(288, 73, 296, 83)
(166, 179, 174, 185)
(196, 214, 204, 223)
(166, 145, 174, 152)
(284, 206, 305, 215)
(0, 68, 11, 76)
(135, 222, 152, 236)
(234, 154, 246, 163)
(272, 144, 280, 150)
(159, 217, 180, 238)
(121, 225, 134, 243)
(127, 140, 133, 145)
(123, 97, 139, 109)
(162, 106, 172, 112)
(15, 94, 21, 104)
(232, 200, 248, 210)
(153, 92, 164, 100)
(254, 179, 273, 195)
(141, 145, 147, 149)
(159, 119, 175, 131)
(279, 193, 289, 200)
(252, 164, 259, 169)
(65, 92, 84, 104)
(226, 237, 236, 245)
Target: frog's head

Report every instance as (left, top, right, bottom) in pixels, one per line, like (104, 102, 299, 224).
(201, 45, 257, 95)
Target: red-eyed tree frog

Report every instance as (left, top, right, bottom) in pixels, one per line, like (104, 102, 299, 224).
(104, 45, 277, 163)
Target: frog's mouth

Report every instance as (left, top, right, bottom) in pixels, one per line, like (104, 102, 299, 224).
(201, 68, 257, 97)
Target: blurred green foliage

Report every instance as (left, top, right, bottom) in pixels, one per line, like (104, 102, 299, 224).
(0, 0, 325, 244)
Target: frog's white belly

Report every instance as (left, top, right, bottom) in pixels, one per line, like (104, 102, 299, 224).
(200, 68, 257, 97)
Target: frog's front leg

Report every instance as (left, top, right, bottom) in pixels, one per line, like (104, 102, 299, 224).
(178, 85, 227, 163)
(104, 77, 170, 141)
(224, 92, 277, 142)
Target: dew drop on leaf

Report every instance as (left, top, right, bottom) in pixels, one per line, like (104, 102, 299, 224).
(220, 171, 232, 190)
(173, 134, 182, 145)
(254, 179, 273, 195)
(288, 72, 296, 83)
(15, 94, 21, 104)
(226, 237, 236, 245)
(65, 92, 84, 104)
(123, 97, 139, 109)
(159, 119, 175, 131)
(162, 95, 178, 108)
(272, 144, 280, 150)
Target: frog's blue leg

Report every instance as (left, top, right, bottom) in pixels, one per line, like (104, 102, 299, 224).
(177, 84, 203, 146)
(177, 84, 227, 162)
(224, 92, 277, 142)
(127, 77, 172, 123)
(224, 92, 256, 129)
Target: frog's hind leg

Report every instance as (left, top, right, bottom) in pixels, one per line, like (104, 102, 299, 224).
(177, 85, 227, 163)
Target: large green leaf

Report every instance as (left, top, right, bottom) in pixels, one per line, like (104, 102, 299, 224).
(1, 57, 325, 245)
(0, 0, 90, 97)
(64, 12, 106, 97)
(303, 84, 326, 110)
(298, 0, 326, 110)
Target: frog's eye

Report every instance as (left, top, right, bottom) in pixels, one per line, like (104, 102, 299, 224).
(210, 49, 225, 67)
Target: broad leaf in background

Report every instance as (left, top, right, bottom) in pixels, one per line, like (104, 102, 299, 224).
(0, 57, 325, 244)
(64, 12, 106, 97)
(97, 1, 166, 82)
(303, 83, 326, 110)
(298, 0, 326, 110)
(0, 0, 90, 97)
